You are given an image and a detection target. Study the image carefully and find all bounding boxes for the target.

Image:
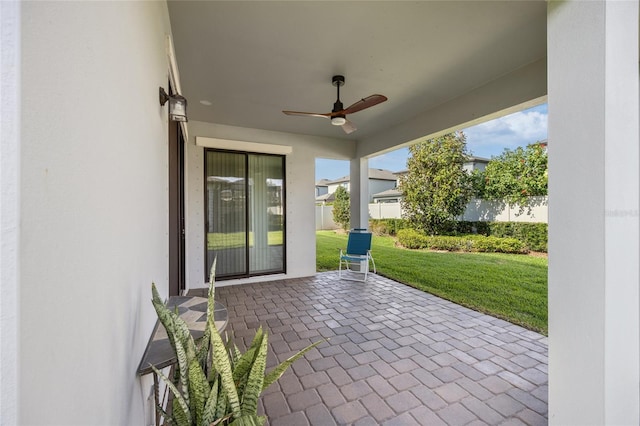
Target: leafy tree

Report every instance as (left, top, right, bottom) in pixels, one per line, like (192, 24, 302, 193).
(332, 186, 350, 231)
(469, 168, 487, 199)
(400, 132, 472, 235)
(482, 142, 547, 207)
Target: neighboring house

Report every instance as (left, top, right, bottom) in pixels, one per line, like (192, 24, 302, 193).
(315, 179, 330, 198)
(315, 168, 398, 203)
(538, 139, 548, 152)
(315, 192, 335, 204)
(372, 156, 489, 202)
(463, 155, 490, 173)
(371, 188, 404, 203)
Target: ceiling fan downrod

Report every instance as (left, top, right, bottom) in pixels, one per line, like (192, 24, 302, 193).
(331, 75, 345, 120)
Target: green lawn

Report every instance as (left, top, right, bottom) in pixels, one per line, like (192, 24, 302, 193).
(317, 230, 548, 335)
(207, 231, 283, 250)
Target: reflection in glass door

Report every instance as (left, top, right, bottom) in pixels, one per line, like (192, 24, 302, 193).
(205, 150, 285, 279)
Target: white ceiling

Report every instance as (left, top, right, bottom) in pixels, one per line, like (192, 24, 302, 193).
(167, 1, 547, 142)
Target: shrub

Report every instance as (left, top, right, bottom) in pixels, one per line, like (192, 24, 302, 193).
(370, 219, 408, 236)
(431, 221, 547, 252)
(397, 228, 529, 254)
(470, 235, 528, 254)
(389, 220, 547, 251)
(397, 228, 429, 249)
(332, 186, 350, 231)
(489, 222, 547, 252)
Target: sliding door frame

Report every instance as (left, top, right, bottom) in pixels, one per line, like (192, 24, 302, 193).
(204, 148, 287, 281)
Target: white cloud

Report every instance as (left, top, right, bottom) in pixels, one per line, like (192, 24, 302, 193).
(465, 106, 548, 157)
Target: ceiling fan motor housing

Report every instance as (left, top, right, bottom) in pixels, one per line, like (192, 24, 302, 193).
(332, 75, 345, 113)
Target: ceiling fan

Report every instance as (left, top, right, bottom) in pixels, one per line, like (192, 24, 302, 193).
(283, 75, 387, 134)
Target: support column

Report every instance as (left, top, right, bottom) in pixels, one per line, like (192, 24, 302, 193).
(349, 158, 369, 230)
(548, 1, 639, 424)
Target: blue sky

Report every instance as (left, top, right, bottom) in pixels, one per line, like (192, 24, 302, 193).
(316, 103, 548, 181)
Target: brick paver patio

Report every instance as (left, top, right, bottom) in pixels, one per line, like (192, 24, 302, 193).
(202, 272, 548, 425)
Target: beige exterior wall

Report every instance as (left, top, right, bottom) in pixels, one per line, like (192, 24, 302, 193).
(184, 121, 353, 288)
(19, 2, 173, 424)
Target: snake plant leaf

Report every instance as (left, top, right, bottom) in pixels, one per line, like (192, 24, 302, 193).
(154, 404, 175, 426)
(227, 414, 266, 426)
(247, 326, 264, 352)
(188, 357, 210, 426)
(151, 283, 199, 407)
(151, 282, 163, 306)
(207, 257, 217, 320)
(150, 364, 192, 426)
(210, 414, 233, 426)
(230, 329, 261, 400)
(208, 319, 242, 419)
(263, 339, 325, 390)
(151, 285, 178, 347)
(240, 329, 268, 417)
(173, 330, 191, 406)
(172, 398, 190, 426)
(231, 337, 261, 382)
(198, 258, 217, 367)
(196, 326, 211, 371)
(152, 295, 191, 405)
(201, 376, 220, 426)
(214, 380, 229, 420)
(232, 344, 242, 365)
(151, 285, 194, 359)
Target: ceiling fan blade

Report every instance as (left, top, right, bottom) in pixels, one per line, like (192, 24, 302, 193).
(342, 119, 357, 134)
(282, 110, 330, 119)
(343, 94, 388, 115)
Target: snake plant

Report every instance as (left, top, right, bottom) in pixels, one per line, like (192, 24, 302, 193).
(150, 259, 322, 426)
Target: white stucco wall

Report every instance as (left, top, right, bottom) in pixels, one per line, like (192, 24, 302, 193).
(548, 1, 639, 424)
(184, 121, 353, 288)
(1, 2, 21, 424)
(20, 2, 173, 424)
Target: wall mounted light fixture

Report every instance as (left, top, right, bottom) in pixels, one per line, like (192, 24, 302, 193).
(159, 87, 188, 122)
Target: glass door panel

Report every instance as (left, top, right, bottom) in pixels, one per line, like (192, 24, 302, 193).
(249, 155, 285, 274)
(205, 151, 246, 278)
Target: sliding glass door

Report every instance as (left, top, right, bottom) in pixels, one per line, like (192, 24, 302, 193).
(205, 150, 285, 280)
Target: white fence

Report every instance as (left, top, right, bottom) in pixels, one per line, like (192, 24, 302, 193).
(462, 197, 548, 223)
(316, 205, 338, 230)
(316, 197, 548, 230)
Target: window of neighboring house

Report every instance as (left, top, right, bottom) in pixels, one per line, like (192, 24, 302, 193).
(204, 149, 286, 280)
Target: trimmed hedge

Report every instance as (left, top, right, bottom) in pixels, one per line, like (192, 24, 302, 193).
(369, 218, 408, 236)
(397, 228, 529, 254)
(371, 219, 547, 252)
(488, 222, 547, 252)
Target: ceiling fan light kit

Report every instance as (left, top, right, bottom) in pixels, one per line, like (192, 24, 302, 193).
(283, 75, 387, 134)
(331, 116, 347, 126)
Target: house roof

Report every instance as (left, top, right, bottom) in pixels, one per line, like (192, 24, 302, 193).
(372, 188, 404, 199)
(467, 155, 491, 163)
(315, 192, 335, 203)
(324, 168, 398, 185)
(315, 179, 331, 187)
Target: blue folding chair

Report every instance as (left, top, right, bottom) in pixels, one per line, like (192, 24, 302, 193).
(339, 230, 376, 282)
